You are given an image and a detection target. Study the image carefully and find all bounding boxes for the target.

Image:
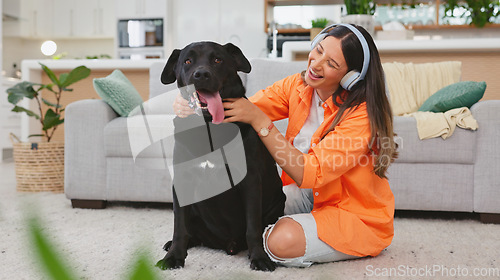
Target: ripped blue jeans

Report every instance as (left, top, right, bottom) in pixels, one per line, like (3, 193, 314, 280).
(262, 183, 359, 268)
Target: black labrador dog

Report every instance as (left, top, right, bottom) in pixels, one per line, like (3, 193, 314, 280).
(156, 42, 285, 271)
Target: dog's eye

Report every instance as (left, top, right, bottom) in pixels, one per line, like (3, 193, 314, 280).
(214, 58, 222, 64)
(185, 59, 192, 65)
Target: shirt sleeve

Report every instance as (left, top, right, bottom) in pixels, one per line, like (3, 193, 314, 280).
(300, 105, 372, 189)
(248, 74, 301, 121)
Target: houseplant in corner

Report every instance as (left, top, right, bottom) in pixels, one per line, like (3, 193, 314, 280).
(310, 18, 330, 40)
(6, 63, 90, 192)
(444, 0, 499, 28)
(342, 0, 376, 35)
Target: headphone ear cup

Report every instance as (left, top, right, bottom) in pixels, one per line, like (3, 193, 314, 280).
(311, 33, 327, 50)
(340, 70, 360, 90)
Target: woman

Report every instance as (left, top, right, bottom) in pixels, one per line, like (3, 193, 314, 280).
(175, 24, 397, 267)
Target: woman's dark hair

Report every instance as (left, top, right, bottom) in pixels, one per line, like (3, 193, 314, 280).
(305, 25, 398, 178)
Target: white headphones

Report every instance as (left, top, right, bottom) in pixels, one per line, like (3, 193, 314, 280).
(310, 23, 370, 91)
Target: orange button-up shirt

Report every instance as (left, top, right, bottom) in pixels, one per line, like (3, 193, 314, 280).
(249, 73, 394, 257)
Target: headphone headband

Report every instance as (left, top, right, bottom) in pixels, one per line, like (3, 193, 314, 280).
(310, 23, 370, 90)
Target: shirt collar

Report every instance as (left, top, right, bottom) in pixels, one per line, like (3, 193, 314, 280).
(299, 83, 344, 112)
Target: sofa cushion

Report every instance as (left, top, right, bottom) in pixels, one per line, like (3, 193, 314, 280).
(418, 81, 486, 113)
(104, 115, 175, 162)
(93, 69, 144, 117)
(106, 157, 173, 202)
(245, 58, 307, 97)
(393, 116, 476, 164)
(387, 162, 474, 212)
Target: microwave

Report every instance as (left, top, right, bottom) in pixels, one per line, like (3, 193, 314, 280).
(118, 18, 164, 48)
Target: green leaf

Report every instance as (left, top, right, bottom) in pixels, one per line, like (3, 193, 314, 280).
(39, 63, 61, 88)
(28, 134, 45, 138)
(60, 66, 91, 89)
(29, 217, 78, 280)
(40, 84, 57, 94)
(59, 73, 69, 86)
(311, 18, 329, 28)
(345, 0, 375, 15)
(42, 98, 62, 109)
(42, 109, 64, 131)
(128, 254, 160, 280)
(6, 81, 38, 104)
(12, 106, 40, 119)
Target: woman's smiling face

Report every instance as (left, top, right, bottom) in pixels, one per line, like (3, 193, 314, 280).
(305, 36, 349, 99)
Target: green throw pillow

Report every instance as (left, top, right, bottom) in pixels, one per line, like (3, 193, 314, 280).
(93, 69, 143, 117)
(418, 81, 486, 113)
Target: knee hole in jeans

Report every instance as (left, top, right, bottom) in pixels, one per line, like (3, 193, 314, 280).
(266, 218, 306, 259)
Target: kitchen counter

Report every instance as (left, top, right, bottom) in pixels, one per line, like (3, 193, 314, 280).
(21, 59, 164, 82)
(281, 37, 500, 103)
(1, 77, 22, 160)
(20, 59, 165, 141)
(282, 38, 500, 61)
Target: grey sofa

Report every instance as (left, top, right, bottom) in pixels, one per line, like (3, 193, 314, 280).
(65, 58, 500, 222)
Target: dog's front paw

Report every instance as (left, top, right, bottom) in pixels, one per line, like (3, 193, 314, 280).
(156, 255, 185, 270)
(250, 257, 277, 272)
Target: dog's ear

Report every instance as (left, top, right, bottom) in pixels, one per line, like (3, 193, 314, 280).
(223, 43, 251, 73)
(161, 49, 181, 84)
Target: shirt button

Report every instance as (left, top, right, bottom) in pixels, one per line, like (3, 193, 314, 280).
(311, 143, 316, 148)
(322, 103, 328, 109)
(315, 192, 319, 196)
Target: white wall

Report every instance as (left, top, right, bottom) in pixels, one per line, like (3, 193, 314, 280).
(0, 0, 3, 73)
(168, 0, 268, 59)
(2, 37, 114, 75)
(2, 0, 499, 74)
(2, 0, 268, 73)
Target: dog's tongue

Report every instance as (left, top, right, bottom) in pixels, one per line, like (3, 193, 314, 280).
(197, 91, 224, 124)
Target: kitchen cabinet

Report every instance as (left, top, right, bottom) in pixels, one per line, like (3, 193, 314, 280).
(19, 0, 54, 38)
(115, 0, 167, 19)
(53, 0, 115, 38)
(1, 78, 22, 162)
(73, 0, 115, 38)
(219, 0, 267, 57)
(4, 0, 114, 38)
(174, 0, 220, 45)
(51, 0, 74, 37)
(173, 0, 266, 58)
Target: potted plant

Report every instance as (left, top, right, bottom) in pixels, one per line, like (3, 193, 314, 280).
(342, 0, 376, 35)
(310, 18, 330, 40)
(444, 0, 500, 28)
(345, 0, 376, 15)
(6, 63, 90, 192)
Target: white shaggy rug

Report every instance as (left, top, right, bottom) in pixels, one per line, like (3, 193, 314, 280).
(1, 161, 499, 280)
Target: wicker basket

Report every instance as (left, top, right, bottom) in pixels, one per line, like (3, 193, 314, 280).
(10, 134, 65, 193)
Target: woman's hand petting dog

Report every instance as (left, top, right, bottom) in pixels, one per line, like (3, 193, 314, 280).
(223, 97, 271, 133)
(173, 93, 195, 118)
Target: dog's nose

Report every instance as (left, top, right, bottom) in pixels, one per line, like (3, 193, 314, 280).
(193, 69, 211, 81)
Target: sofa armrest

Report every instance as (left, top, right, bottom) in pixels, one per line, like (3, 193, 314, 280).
(64, 99, 118, 200)
(470, 100, 500, 213)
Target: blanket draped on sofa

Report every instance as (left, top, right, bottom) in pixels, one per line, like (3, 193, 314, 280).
(382, 61, 462, 115)
(405, 107, 478, 139)
(382, 61, 478, 139)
